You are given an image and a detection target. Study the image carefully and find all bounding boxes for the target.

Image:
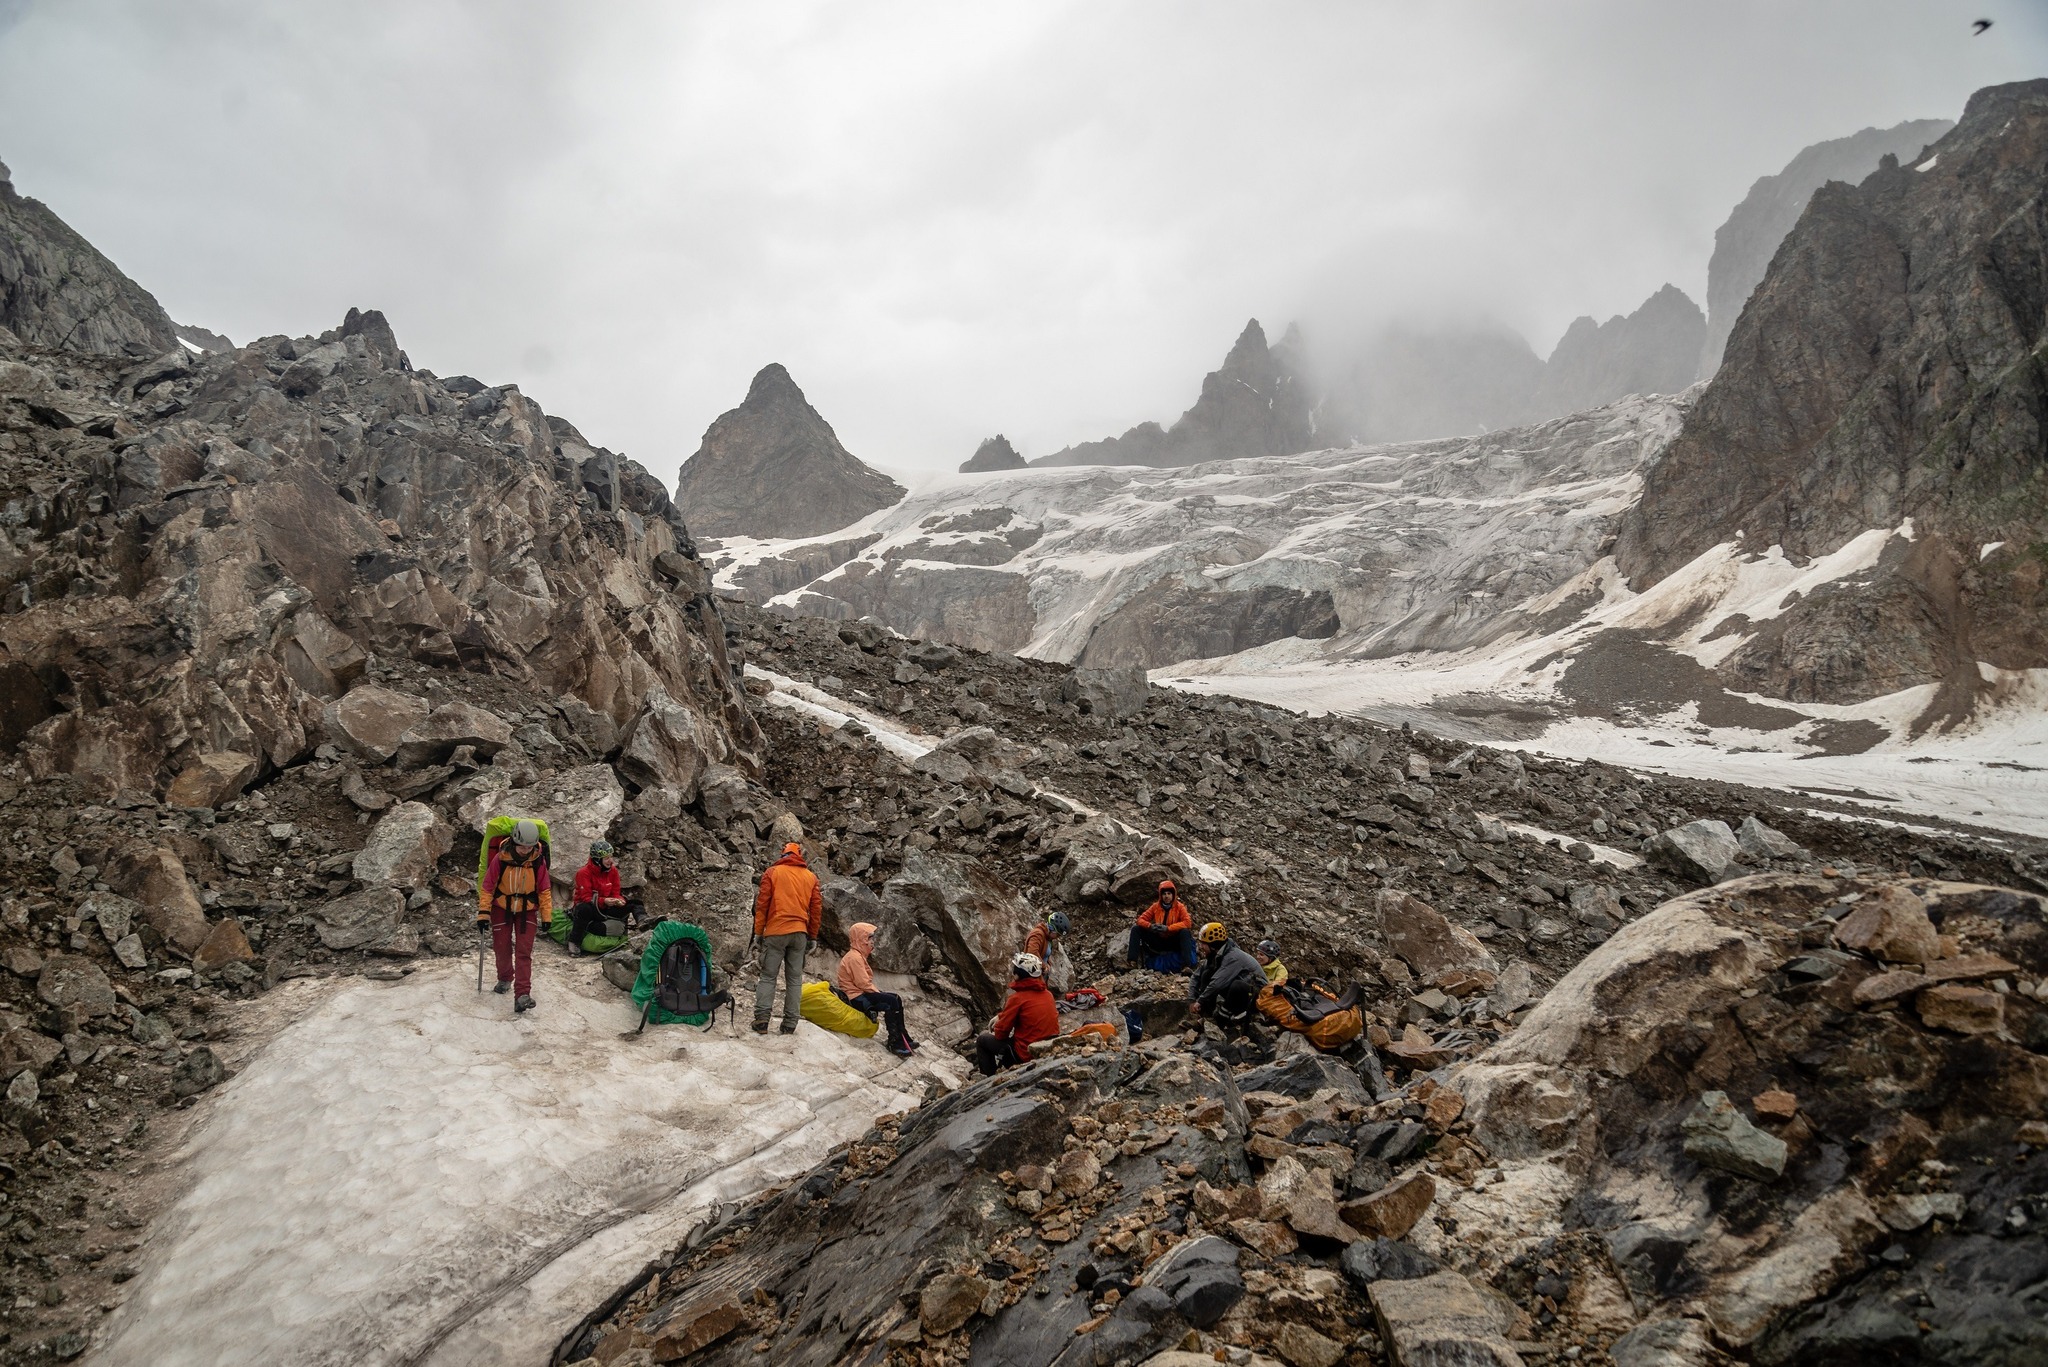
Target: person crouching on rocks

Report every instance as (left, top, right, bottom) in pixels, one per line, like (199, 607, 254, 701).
(479, 819, 551, 1013)
(836, 921, 916, 1058)
(1127, 880, 1196, 972)
(566, 840, 641, 953)
(1023, 911, 1069, 964)
(1188, 921, 1270, 1051)
(752, 842, 822, 1035)
(976, 953, 1058, 1075)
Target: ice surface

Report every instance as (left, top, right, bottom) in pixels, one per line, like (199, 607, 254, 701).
(95, 954, 955, 1366)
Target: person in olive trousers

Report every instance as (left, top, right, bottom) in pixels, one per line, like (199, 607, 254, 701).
(751, 842, 822, 1034)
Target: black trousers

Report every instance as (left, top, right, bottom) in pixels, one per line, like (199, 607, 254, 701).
(975, 1033, 1022, 1076)
(568, 899, 643, 943)
(847, 990, 909, 1047)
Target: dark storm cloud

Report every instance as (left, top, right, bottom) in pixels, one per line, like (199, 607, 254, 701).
(1, 1, 2041, 481)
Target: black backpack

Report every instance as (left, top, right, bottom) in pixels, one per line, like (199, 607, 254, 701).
(637, 935, 734, 1033)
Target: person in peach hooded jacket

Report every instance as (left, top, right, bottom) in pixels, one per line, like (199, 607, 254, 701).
(835, 921, 915, 1057)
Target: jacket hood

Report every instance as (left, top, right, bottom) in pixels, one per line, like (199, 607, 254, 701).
(773, 850, 808, 869)
(848, 921, 876, 956)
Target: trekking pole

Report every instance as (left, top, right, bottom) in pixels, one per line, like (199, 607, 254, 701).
(476, 921, 486, 991)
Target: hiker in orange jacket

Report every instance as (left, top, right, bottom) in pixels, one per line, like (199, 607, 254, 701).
(976, 953, 1059, 1075)
(1127, 879, 1197, 971)
(752, 842, 822, 1035)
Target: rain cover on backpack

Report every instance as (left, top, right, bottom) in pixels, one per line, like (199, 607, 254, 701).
(632, 922, 724, 1027)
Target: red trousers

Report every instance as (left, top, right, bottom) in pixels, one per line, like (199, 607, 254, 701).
(490, 907, 539, 995)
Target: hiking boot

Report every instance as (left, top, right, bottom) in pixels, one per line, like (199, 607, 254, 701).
(514, 994, 535, 1013)
(752, 1017, 771, 1035)
(779, 1022, 799, 1035)
(567, 940, 583, 956)
(494, 980, 512, 995)
(887, 1039, 915, 1058)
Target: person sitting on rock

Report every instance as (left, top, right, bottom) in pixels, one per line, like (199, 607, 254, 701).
(1188, 921, 1270, 1051)
(479, 819, 551, 1014)
(566, 840, 642, 953)
(1254, 939, 1287, 985)
(836, 921, 916, 1058)
(975, 953, 1059, 1075)
(1023, 911, 1069, 963)
(1127, 880, 1196, 972)
(752, 842, 822, 1035)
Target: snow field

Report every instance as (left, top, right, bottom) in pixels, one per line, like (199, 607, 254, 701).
(95, 953, 952, 1367)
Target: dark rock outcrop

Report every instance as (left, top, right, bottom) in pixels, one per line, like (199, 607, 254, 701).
(1077, 577, 1340, 669)
(1537, 284, 1705, 416)
(0, 156, 181, 356)
(1, 302, 760, 800)
(675, 363, 904, 540)
(960, 433, 1027, 473)
(1034, 320, 1315, 469)
(1699, 117, 1954, 378)
(1615, 81, 2048, 723)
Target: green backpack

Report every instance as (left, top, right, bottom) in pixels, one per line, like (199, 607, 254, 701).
(477, 816, 552, 886)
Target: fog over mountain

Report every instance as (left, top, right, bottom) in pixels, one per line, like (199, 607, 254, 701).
(0, 2, 2040, 477)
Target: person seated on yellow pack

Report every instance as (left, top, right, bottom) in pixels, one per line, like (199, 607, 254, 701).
(1253, 939, 1287, 985)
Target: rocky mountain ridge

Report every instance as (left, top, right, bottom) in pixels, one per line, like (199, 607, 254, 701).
(676, 363, 905, 541)
(1698, 117, 1954, 378)
(1616, 79, 2048, 731)
(1032, 320, 1318, 471)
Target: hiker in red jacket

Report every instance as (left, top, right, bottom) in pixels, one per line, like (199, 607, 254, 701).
(566, 841, 642, 953)
(975, 953, 1059, 1075)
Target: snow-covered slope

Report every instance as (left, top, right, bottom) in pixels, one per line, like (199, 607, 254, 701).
(711, 387, 2047, 837)
(711, 392, 1690, 667)
(95, 956, 959, 1367)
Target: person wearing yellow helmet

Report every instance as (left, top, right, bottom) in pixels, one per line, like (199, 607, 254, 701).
(1187, 922, 1269, 1052)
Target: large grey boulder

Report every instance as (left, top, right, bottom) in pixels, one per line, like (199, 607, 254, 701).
(1379, 889, 1496, 978)
(312, 889, 409, 952)
(1735, 815, 1805, 863)
(878, 850, 1040, 1016)
(352, 802, 452, 890)
(1061, 666, 1149, 718)
(322, 687, 430, 764)
(105, 843, 210, 954)
(36, 956, 115, 1020)
(1646, 820, 1742, 885)
(1366, 1272, 1523, 1367)
(393, 702, 512, 769)
(615, 686, 716, 800)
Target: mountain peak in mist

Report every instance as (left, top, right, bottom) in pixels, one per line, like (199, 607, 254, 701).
(676, 363, 905, 540)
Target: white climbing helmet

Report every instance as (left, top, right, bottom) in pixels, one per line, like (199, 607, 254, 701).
(1010, 952, 1044, 979)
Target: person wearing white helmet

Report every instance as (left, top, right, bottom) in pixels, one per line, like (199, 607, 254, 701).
(975, 952, 1058, 1075)
(478, 818, 552, 1012)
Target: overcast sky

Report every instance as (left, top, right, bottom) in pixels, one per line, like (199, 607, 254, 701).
(2, 2, 2042, 482)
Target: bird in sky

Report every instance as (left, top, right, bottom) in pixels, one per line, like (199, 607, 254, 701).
(1973, 18, 1993, 34)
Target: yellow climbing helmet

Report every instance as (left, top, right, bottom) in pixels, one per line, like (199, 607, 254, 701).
(1197, 921, 1229, 944)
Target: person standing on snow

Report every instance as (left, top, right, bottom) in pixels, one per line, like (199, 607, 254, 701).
(565, 840, 641, 952)
(479, 819, 551, 1013)
(752, 841, 822, 1035)
(1127, 880, 1196, 971)
(975, 952, 1059, 1075)
(836, 921, 916, 1057)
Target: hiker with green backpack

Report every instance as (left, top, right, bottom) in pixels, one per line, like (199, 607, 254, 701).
(478, 817, 552, 1013)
